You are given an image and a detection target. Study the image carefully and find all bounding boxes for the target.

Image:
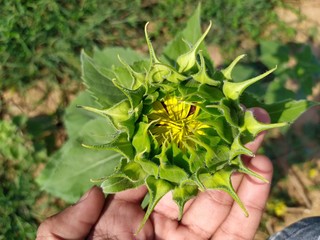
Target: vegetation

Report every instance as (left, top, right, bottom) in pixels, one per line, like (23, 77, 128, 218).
(1, 0, 289, 90)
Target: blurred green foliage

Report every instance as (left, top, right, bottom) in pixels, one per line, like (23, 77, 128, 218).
(0, 119, 41, 239)
(233, 41, 320, 103)
(1, 0, 290, 90)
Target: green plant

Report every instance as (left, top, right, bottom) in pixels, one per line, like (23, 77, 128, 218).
(0, 0, 290, 91)
(0, 0, 142, 90)
(0, 120, 40, 239)
(38, 6, 318, 233)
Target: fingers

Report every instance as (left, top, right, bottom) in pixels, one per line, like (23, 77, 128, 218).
(89, 186, 154, 240)
(113, 185, 148, 203)
(37, 186, 105, 240)
(212, 155, 273, 240)
(179, 107, 271, 238)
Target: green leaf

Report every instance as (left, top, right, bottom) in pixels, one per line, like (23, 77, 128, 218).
(218, 99, 240, 127)
(135, 154, 159, 177)
(37, 119, 120, 203)
(136, 176, 173, 233)
(265, 100, 320, 123)
(37, 91, 121, 202)
(162, 4, 209, 65)
(209, 116, 233, 144)
(64, 91, 101, 139)
(81, 50, 126, 107)
(229, 134, 254, 160)
(192, 52, 221, 86)
(259, 41, 289, 69)
(241, 93, 320, 123)
(264, 77, 295, 104)
(205, 144, 230, 170)
(92, 47, 145, 69)
(82, 131, 134, 160)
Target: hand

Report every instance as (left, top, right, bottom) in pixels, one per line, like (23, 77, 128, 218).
(37, 108, 273, 240)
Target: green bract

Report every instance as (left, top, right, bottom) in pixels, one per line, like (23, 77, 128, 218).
(74, 9, 317, 233)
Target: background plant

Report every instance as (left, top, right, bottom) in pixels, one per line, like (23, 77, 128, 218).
(1, 0, 290, 91)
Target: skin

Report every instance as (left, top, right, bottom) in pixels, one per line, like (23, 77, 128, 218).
(37, 108, 273, 240)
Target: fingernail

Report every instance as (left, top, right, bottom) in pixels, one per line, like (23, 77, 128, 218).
(76, 186, 96, 204)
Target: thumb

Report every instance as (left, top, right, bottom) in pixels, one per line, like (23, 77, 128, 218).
(37, 186, 105, 239)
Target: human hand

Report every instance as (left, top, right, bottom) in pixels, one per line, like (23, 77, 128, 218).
(37, 108, 273, 240)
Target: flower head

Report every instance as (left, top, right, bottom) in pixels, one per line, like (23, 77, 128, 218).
(80, 20, 287, 233)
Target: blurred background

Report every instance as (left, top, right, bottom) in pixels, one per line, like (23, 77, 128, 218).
(0, 0, 319, 239)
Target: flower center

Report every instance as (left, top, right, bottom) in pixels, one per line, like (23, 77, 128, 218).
(148, 96, 205, 148)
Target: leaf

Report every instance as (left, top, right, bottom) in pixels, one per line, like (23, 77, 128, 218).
(37, 119, 120, 203)
(83, 131, 134, 160)
(221, 54, 246, 80)
(265, 100, 320, 123)
(264, 77, 295, 104)
(92, 47, 145, 69)
(241, 92, 320, 123)
(37, 92, 121, 202)
(64, 91, 101, 139)
(259, 40, 289, 69)
(218, 99, 240, 127)
(231, 156, 268, 183)
(121, 161, 147, 182)
(81, 50, 126, 107)
(162, 4, 209, 65)
(209, 116, 233, 144)
(229, 134, 254, 160)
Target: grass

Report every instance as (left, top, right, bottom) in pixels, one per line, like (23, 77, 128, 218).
(1, 0, 289, 91)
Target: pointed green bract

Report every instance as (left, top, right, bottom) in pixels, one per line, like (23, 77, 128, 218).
(173, 182, 198, 220)
(136, 176, 173, 233)
(176, 21, 212, 73)
(241, 110, 288, 137)
(223, 66, 277, 100)
(43, 6, 319, 234)
(199, 167, 249, 216)
(221, 54, 246, 80)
